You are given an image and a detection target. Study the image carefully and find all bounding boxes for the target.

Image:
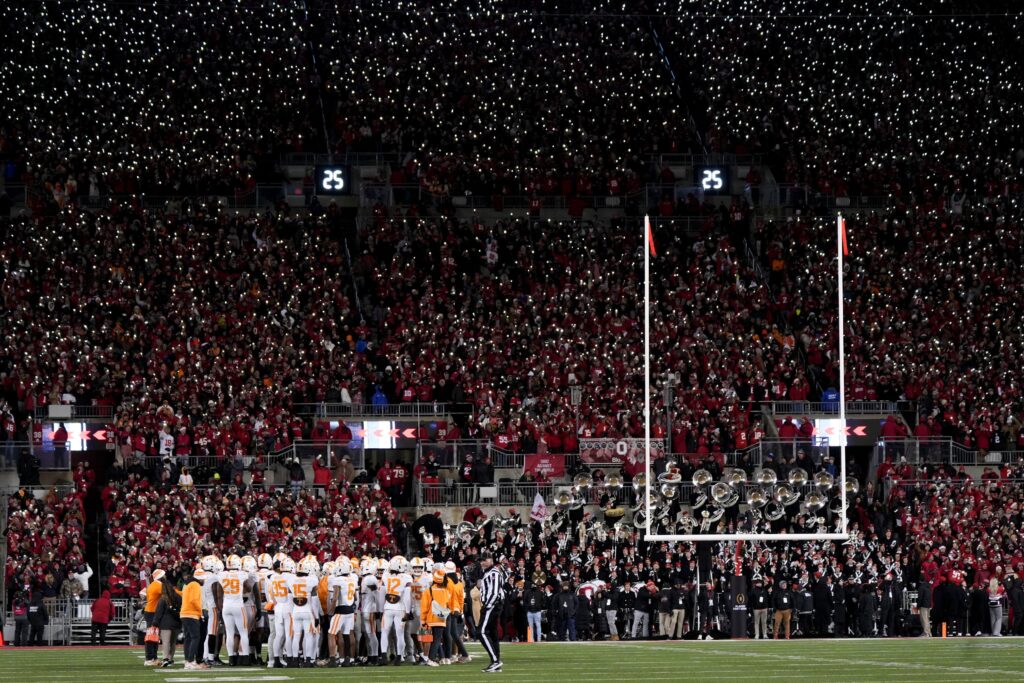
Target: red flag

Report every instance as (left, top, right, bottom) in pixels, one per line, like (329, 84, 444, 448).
(840, 216, 849, 257)
(645, 215, 657, 257)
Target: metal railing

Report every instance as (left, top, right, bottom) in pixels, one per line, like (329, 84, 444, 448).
(766, 400, 915, 416)
(0, 440, 42, 471)
(416, 481, 558, 507)
(658, 153, 763, 167)
(294, 401, 462, 420)
(33, 404, 116, 420)
(2, 597, 138, 646)
(417, 440, 492, 468)
(416, 479, 830, 509)
(874, 438, 1023, 467)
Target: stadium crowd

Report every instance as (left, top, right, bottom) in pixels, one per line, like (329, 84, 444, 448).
(4, 0, 1024, 653)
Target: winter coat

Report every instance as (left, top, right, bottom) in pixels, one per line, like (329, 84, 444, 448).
(91, 590, 114, 624)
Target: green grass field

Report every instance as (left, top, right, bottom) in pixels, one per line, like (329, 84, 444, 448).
(0, 638, 1021, 681)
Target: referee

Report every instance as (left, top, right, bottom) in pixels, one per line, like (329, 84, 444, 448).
(478, 553, 507, 673)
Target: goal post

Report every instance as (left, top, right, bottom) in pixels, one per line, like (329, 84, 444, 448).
(642, 213, 851, 543)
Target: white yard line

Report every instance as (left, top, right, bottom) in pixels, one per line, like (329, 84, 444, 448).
(619, 643, 1024, 678)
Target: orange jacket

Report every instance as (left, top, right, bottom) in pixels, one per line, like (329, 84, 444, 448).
(180, 581, 203, 620)
(450, 579, 465, 614)
(420, 581, 453, 628)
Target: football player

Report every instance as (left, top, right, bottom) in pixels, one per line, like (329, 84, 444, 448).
(380, 555, 412, 666)
(287, 556, 322, 667)
(405, 557, 432, 663)
(359, 558, 381, 664)
(325, 556, 360, 667)
(200, 556, 224, 666)
(218, 554, 254, 666)
(271, 555, 296, 668)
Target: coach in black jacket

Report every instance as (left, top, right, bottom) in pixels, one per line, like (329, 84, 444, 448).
(749, 578, 770, 639)
(523, 584, 547, 642)
(813, 576, 834, 636)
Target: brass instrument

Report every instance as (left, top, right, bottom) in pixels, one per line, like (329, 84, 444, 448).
(745, 487, 768, 509)
(787, 467, 809, 487)
(813, 470, 834, 489)
(711, 481, 740, 507)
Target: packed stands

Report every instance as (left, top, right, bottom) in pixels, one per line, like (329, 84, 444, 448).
(3, 0, 1024, 645)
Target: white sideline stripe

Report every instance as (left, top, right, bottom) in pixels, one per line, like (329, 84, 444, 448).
(619, 643, 1024, 677)
(163, 679, 292, 683)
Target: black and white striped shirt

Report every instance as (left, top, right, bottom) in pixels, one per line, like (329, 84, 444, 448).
(479, 566, 507, 609)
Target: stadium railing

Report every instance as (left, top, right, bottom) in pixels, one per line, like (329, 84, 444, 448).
(33, 404, 116, 420)
(874, 438, 1023, 467)
(0, 441, 47, 471)
(416, 440, 492, 468)
(766, 400, 915, 416)
(292, 401, 462, 420)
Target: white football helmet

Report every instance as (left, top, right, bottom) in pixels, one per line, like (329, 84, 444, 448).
(376, 558, 388, 574)
(201, 555, 219, 572)
(336, 557, 353, 576)
(360, 560, 375, 577)
(242, 555, 258, 573)
(225, 554, 242, 571)
(298, 556, 320, 576)
(389, 555, 407, 573)
(213, 558, 225, 573)
(444, 560, 457, 574)
(321, 561, 336, 577)
(281, 557, 296, 574)
(257, 553, 274, 570)
(409, 557, 425, 576)
(273, 552, 288, 570)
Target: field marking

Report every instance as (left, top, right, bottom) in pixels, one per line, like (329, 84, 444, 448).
(619, 643, 1024, 678)
(163, 678, 292, 683)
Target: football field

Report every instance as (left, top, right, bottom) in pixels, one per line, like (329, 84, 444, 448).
(0, 638, 1021, 681)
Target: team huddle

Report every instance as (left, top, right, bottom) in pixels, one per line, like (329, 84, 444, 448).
(145, 553, 471, 670)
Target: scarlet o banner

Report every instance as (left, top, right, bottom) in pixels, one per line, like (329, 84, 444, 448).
(523, 454, 566, 478)
(579, 438, 665, 465)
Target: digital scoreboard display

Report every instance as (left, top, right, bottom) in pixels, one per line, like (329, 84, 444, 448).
(694, 166, 730, 194)
(314, 165, 351, 195)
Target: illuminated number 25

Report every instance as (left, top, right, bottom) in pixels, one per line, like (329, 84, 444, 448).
(321, 169, 345, 191)
(701, 169, 723, 191)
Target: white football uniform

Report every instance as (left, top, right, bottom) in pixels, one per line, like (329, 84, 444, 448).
(380, 572, 412, 658)
(328, 574, 359, 636)
(271, 571, 296, 659)
(219, 569, 252, 657)
(202, 572, 221, 662)
(359, 574, 380, 656)
(287, 574, 321, 660)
